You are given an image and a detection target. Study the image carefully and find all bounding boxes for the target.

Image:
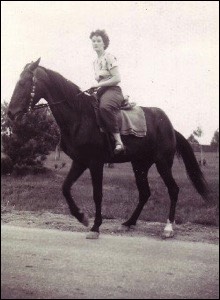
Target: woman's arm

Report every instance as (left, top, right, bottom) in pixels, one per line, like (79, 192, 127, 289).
(96, 66, 121, 87)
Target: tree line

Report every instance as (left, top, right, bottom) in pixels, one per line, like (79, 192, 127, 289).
(187, 126, 219, 150)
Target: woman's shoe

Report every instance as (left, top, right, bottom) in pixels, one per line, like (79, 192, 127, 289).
(114, 142, 125, 155)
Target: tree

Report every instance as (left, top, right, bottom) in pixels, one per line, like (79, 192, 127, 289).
(193, 126, 203, 139)
(187, 134, 199, 152)
(1, 102, 60, 175)
(1, 101, 12, 135)
(211, 129, 219, 153)
(193, 126, 203, 161)
(187, 134, 199, 144)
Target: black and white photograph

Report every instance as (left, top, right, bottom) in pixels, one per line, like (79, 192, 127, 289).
(1, 1, 219, 299)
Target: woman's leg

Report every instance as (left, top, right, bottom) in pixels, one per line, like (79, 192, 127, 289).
(112, 133, 124, 153)
(99, 87, 124, 153)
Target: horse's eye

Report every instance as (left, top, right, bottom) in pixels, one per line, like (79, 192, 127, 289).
(18, 81, 25, 87)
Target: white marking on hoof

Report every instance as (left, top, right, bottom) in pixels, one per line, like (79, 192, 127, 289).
(162, 219, 175, 239)
(86, 231, 99, 239)
(81, 214, 89, 227)
(129, 225, 136, 230)
(162, 230, 175, 239)
(117, 225, 130, 232)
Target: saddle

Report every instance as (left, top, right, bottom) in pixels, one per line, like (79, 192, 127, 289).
(120, 95, 137, 110)
(92, 91, 147, 138)
(119, 105, 147, 137)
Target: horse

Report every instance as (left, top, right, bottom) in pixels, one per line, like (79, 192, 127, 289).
(7, 58, 209, 239)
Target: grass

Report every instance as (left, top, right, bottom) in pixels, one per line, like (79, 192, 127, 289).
(1, 151, 219, 226)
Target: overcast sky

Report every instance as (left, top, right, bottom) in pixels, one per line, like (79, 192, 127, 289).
(1, 1, 219, 144)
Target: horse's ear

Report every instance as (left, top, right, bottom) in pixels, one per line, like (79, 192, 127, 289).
(36, 57, 41, 64)
(29, 57, 41, 71)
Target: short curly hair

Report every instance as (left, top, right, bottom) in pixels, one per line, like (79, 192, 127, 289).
(89, 29, 110, 50)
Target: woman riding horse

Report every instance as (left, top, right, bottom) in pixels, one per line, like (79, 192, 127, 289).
(7, 58, 209, 239)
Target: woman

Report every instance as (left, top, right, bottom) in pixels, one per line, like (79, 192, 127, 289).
(89, 29, 125, 154)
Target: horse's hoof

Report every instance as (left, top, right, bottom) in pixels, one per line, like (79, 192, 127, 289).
(162, 230, 174, 239)
(117, 225, 130, 232)
(81, 214, 89, 227)
(86, 231, 99, 239)
(129, 225, 136, 230)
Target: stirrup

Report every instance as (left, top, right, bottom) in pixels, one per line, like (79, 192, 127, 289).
(114, 142, 125, 155)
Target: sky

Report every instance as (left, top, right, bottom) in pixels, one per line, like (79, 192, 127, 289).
(1, 1, 219, 144)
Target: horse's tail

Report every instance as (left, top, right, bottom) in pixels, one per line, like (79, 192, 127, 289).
(175, 130, 210, 200)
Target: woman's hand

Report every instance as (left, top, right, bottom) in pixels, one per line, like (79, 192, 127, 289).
(90, 82, 99, 89)
(82, 83, 99, 95)
(84, 83, 99, 93)
(86, 83, 99, 94)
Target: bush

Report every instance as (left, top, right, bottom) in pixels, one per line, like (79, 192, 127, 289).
(1, 103, 60, 176)
(1, 154, 13, 175)
(13, 163, 48, 176)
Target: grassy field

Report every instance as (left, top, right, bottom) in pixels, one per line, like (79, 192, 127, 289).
(1, 151, 219, 226)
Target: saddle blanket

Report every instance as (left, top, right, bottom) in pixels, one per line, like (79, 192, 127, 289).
(118, 106, 147, 137)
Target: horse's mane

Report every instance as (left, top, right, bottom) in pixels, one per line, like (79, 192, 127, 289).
(39, 66, 92, 111)
(42, 67, 80, 94)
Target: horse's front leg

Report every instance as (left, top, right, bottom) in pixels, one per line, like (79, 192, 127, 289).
(62, 160, 88, 226)
(86, 160, 104, 239)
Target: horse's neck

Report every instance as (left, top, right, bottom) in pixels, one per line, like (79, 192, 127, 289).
(37, 67, 82, 123)
(45, 87, 99, 147)
(37, 67, 100, 147)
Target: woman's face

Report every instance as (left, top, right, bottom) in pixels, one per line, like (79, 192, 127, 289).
(91, 35, 105, 51)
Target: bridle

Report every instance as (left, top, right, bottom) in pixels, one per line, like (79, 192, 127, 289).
(28, 70, 67, 112)
(28, 74, 39, 111)
(27, 68, 95, 113)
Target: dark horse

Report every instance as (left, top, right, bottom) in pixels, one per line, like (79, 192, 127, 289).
(7, 58, 209, 238)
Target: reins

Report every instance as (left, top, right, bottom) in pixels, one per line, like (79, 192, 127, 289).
(76, 87, 97, 97)
(32, 101, 66, 111)
(28, 68, 96, 112)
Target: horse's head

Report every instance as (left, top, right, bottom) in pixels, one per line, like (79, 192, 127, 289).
(7, 58, 42, 121)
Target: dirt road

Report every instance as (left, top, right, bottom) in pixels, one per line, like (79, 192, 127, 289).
(1, 224, 219, 299)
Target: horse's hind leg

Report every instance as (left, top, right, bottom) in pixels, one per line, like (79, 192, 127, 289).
(86, 160, 104, 239)
(122, 161, 151, 228)
(156, 159, 179, 238)
(62, 160, 88, 226)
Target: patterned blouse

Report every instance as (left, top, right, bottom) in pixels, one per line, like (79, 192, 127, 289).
(93, 52, 118, 82)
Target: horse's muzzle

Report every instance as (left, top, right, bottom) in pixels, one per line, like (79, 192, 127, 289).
(7, 110, 14, 121)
